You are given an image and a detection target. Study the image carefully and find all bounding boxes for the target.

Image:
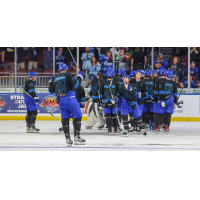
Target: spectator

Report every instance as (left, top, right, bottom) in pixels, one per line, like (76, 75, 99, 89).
(43, 47, 53, 70)
(190, 47, 199, 62)
(179, 82, 184, 88)
(28, 47, 40, 71)
(17, 47, 25, 70)
(178, 59, 186, 82)
(154, 53, 168, 69)
(168, 56, 180, 79)
(86, 56, 101, 82)
(66, 47, 77, 71)
(98, 49, 113, 74)
(2, 47, 14, 70)
(117, 49, 129, 72)
(154, 62, 165, 70)
(124, 47, 133, 62)
(55, 47, 66, 69)
(144, 56, 151, 70)
(196, 80, 200, 88)
(100, 47, 111, 55)
(131, 47, 144, 70)
(81, 47, 94, 72)
(172, 47, 181, 56)
(184, 76, 196, 88)
(110, 47, 121, 58)
(184, 61, 199, 80)
(174, 74, 180, 87)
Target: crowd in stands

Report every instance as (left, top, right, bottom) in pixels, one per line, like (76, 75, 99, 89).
(1, 47, 200, 89)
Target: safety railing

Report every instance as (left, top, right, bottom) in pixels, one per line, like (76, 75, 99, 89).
(0, 72, 13, 87)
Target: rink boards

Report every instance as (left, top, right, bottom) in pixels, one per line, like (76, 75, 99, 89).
(0, 93, 200, 121)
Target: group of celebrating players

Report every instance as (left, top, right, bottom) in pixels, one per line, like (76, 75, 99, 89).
(23, 63, 179, 147)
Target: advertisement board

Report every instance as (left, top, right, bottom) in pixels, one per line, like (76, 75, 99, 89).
(0, 93, 88, 120)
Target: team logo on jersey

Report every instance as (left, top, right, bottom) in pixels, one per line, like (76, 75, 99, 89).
(41, 95, 59, 113)
(0, 96, 6, 112)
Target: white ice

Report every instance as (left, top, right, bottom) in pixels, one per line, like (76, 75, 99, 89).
(0, 120, 200, 151)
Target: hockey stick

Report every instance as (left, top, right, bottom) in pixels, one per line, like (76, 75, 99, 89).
(174, 87, 184, 110)
(18, 85, 60, 119)
(67, 47, 79, 71)
(98, 85, 105, 131)
(109, 79, 122, 130)
(177, 87, 184, 102)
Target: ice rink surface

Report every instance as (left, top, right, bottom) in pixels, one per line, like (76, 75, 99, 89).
(0, 120, 200, 151)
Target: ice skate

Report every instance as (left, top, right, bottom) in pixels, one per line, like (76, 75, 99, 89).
(141, 129, 147, 137)
(156, 125, 161, 134)
(98, 125, 104, 130)
(26, 125, 31, 133)
(123, 130, 129, 137)
(30, 125, 40, 133)
(59, 127, 63, 133)
(65, 134, 73, 147)
(129, 127, 134, 133)
(164, 125, 170, 134)
(85, 126, 93, 129)
(74, 135, 86, 145)
(117, 127, 122, 133)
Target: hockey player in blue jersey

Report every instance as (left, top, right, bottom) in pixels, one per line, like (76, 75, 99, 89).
(129, 70, 146, 133)
(113, 68, 126, 131)
(118, 74, 147, 137)
(143, 70, 155, 129)
(49, 63, 85, 146)
(155, 70, 178, 132)
(100, 70, 119, 134)
(23, 71, 40, 133)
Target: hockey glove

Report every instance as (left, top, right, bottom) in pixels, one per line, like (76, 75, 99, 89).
(151, 96, 155, 103)
(161, 101, 166, 107)
(174, 102, 179, 109)
(33, 96, 39, 105)
(138, 92, 142, 98)
(111, 97, 118, 105)
(49, 75, 55, 83)
(80, 102, 85, 108)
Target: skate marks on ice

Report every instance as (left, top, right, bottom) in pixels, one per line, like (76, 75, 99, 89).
(0, 121, 200, 150)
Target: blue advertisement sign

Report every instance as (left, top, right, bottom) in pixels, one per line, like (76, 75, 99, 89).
(0, 93, 61, 114)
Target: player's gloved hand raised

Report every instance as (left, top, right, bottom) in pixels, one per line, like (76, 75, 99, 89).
(161, 101, 166, 107)
(33, 96, 39, 105)
(49, 75, 55, 83)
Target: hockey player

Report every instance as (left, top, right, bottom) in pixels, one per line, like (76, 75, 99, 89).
(118, 74, 147, 137)
(152, 69, 165, 131)
(113, 68, 126, 131)
(23, 71, 40, 133)
(155, 70, 178, 132)
(100, 69, 119, 134)
(49, 63, 85, 146)
(84, 72, 105, 129)
(143, 70, 155, 130)
(129, 70, 146, 133)
(58, 71, 86, 133)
